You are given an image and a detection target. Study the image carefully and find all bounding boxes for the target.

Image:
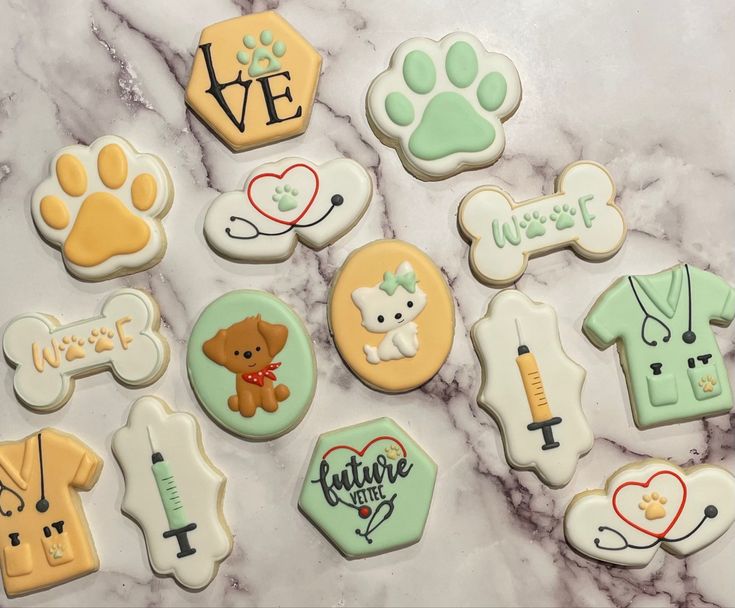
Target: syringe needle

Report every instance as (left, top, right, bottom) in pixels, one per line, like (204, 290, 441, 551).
(514, 318, 524, 347)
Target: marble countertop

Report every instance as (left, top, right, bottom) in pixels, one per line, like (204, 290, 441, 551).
(1, 0, 734, 606)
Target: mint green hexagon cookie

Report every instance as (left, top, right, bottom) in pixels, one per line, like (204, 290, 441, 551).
(298, 418, 437, 558)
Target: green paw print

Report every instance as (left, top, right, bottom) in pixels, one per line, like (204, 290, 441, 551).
(383, 40, 509, 161)
(550, 204, 576, 230)
(519, 211, 547, 238)
(236, 30, 286, 77)
(272, 184, 299, 212)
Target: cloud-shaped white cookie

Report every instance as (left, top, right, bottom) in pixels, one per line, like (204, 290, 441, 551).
(204, 157, 372, 262)
(564, 460, 735, 567)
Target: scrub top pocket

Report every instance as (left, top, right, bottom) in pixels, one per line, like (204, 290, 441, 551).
(3, 542, 32, 578)
(646, 373, 678, 407)
(688, 364, 722, 401)
(42, 531, 75, 567)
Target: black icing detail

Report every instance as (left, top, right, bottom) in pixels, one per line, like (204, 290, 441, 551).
(697, 354, 713, 365)
(8, 533, 19, 547)
(650, 363, 663, 376)
(331, 194, 344, 206)
(688, 358, 696, 369)
(257, 71, 303, 126)
(199, 43, 253, 133)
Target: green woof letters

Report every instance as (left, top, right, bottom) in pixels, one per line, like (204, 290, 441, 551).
(584, 264, 735, 428)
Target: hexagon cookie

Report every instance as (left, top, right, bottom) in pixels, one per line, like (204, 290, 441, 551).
(299, 418, 437, 558)
(185, 12, 322, 152)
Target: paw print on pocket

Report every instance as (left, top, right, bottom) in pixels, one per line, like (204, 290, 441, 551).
(88, 327, 115, 353)
(272, 184, 299, 212)
(519, 211, 547, 238)
(32, 136, 172, 281)
(550, 204, 576, 230)
(236, 30, 286, 77)
(638, 491, 667, 520)
(48, 543, 64, 560)
(699, 374, 717, 393)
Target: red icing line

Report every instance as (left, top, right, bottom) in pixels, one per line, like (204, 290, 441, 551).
(321, 435, 407, 460)
(611, 469, 687, 539)
(246, 163, 320, 226)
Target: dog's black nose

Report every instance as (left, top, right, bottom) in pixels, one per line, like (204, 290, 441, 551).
(394, 313, 402, 320)
(243, 351, 252, 359)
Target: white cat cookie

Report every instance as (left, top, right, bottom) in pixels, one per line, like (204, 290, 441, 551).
(458, 161, 625, 286)
(112, 396, 232, 589)
(31, 135, 173, 281)
(2, 289, 169, 411)
(367, 32, 521, 180)
(565, 460, 735, 567)
(471, 290, 593, 487)
(328, 240, 454, 393)
(204, 157, 372, 262)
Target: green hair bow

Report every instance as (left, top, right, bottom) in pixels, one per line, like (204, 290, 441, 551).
(380, 269, 417, 295)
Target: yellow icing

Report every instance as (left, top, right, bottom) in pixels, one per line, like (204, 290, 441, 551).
(39, 196, 70, 230)
(55, 154, 87, 197)
(131, 174, 157, 211)
(97, 143, 128, 189)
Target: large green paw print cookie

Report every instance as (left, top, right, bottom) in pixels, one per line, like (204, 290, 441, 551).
(367, 33, 521, 180)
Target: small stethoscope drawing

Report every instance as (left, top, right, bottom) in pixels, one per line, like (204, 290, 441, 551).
(0, 433, 50, 517)
(332, 492, 397, 545)
(628, 263, 697, 347)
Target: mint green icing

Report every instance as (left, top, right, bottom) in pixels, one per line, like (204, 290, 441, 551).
(578, 194, 596, 227)
(260, 30, 273, 45)
(402, 50, 435, 94)
(298, 418, 437, 558)
(187, 290, 316, 440)
(584, 265, 735, 428)
(550, 204, 576, 230)
(477, 72, 507, 111)
(385, 92, 414, 126)
(519, 211, 547, 238)
(491, 217, 521, 248)
(445, 41, 477, 89)
(408, 92, 495, 160)
(272, 184, 299, 212)
(236, 30, 285, 76)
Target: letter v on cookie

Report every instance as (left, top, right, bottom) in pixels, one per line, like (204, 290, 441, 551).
(3, 289, 169, 411)
(458, 161, 625, 286)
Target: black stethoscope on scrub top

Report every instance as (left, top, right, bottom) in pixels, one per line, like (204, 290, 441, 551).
(0, 433, 50, 517)
(628, 264, 697, 347)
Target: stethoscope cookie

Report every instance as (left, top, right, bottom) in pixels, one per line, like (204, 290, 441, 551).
(328, 239, 455, 393)
(367, 32, 521, 180)
(2, 289, 169, 411)
(0, 428, 102, 596)
(564, 460, 735, 567)
(584, 264, 735, 428)
(187, 290, 316, 440)
(185, 12, 321, 152)
(458, 161, 625, 286)
(204, 157, 372, 262)
(112, 396, 232, 589)
(31, 135, 173, 281)
(471, 290, 594, 487)
(298, 417, 437, 558)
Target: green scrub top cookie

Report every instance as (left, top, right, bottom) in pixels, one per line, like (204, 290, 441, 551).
(187, 290, 316, 440)
(298, 418, 437, 558)
(584, 264, 735, 428)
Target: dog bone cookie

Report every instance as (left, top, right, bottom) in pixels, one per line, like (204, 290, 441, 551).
(472, 290, 593, 487)
(367, 32, 521, 180)
(564, 460, 735, 567)
(31, 135, 173, 281)
(458, 161, 625, 286)
(3, 289, 169, 411)
(187, 290, 316, 440)
(112, 396, 232, 589)
(186, 12, 321, 152)
(584, 264, 735, 428)
(328, 240, 455, 393)
(299, 417, 437, 558)
(0, 428, 102, 596)
(204, 157, 372, 262)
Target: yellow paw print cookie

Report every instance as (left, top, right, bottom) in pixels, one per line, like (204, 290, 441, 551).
(32, 135, 173, 281)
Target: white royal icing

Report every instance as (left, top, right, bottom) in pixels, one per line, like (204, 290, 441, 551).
(472, 290, 593, 487)
(112, 396, 232, 589)
(204, 157, 372, 261)
(2, 288, 168, 410)
(564, 460, 735, 567)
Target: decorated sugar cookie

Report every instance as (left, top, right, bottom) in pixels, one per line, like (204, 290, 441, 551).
(204, 157, 372, 261)
(112, 396, 232, 589)
(328, 240, 454, 393)
(564, 460, 735, 567)
(367, 32, 521, 180)
(0, 428, 102, 596)
(3, 289, 169, 411)
(584, 264, 735, 428)
(458, 161, 625, 286)
(186, 12, 321, 152)
(472, 290, 593, 487)
(187, 290, 316, 440)
(299, 418, 437, 558)
(31, 135, 173, 281)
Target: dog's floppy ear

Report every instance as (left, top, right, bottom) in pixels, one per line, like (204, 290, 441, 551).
(203, 329, 228, 365)
(258, 319, 288, 356)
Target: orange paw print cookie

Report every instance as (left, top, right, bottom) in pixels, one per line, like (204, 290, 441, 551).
(32, 136, 173, 281)
(185, 11, 321, 152)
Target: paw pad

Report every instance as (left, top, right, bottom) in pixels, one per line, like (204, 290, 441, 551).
(272, 184, 299, 211)
(236, 29, 287, 77)
(59, 335, 87, 362)
(699, 374, 717, 392)
(32, 136, 172, 280)
(638, 491, 667, 520)
(550, 204, 576, 230)
(519, 211, 547, 238)
(89, 327, 115, 353)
